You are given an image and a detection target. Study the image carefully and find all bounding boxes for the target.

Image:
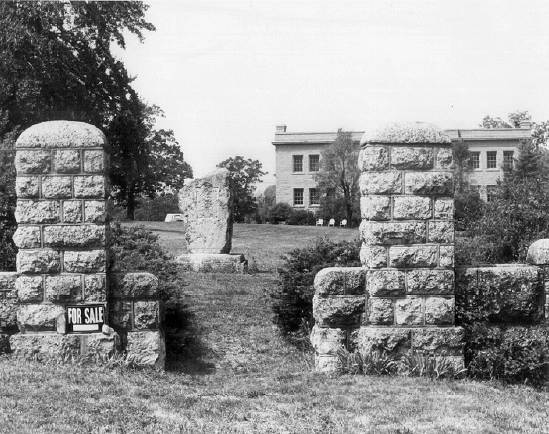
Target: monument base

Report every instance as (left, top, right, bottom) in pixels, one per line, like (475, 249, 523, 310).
(176, 253, 248, 273)
(9, 329, 120, 362)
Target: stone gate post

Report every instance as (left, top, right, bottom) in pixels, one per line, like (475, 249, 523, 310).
(357, 122, 463, 366)
(10, 121, 117, 358)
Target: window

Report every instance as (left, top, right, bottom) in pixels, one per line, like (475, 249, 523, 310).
(293, 155, 303, 172)
(486, 151, 497, 169)
(470, 152, 480, 169)
(486, 185, 497, 202)
(309, 188, 319, 205)
(293, 188, 304, 206)
(309, 155, 320, 172)
(503, 151, 514, 170)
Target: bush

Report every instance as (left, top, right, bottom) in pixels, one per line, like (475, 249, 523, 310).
(464, 324, 549, 386)
(0, 222, 16, 271)
(286, 209, 316, 226)
(271, 237, 361, 338)
(454, 188, 484, 232)
(109, 223, 189, 352)
(455, 235, 498, 266)
(269, 202, 293, 224)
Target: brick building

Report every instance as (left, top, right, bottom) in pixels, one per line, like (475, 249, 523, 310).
(272, 123, 532, 210)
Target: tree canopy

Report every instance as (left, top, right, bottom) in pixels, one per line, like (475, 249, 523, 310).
(216, 156, 266, 222)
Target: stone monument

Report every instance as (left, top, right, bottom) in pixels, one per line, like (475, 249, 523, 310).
(176, 169, 246, 272)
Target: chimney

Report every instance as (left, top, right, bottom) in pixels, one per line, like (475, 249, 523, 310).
(520, 120, 532, 129)
(276, 124, 287, 133)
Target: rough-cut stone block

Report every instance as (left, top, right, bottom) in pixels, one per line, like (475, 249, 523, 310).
(360, 221, 426, 245)
(313, 294, 365, 327)
(83, 150, 104, 173)
(15, 200, 60, 224)
(424, 297, 454, 325)
(84, 200, 106, 223)
(15, 177, 39, 198)
(389, 245, 438, 268)
(176, 253, 247, 273)
(411, 327, 463, 355)
(434, 198, 454, 219)
(110, 300, 132, 330)
(358, 146, 389, 171)
(360, 122, 451, 145)
(178, 169, 233, 254)
(407, 269, 454, 294)
(404, 172, 453, 196)
(310, 325, 346, 355)
(366, 270, 405, 296)
(54, 150, 80, 173)
(356, 327, 411, 356)
(17, 304, 65, 332)
(10, 333, 81, 360)
(63, 200, 83, 223)
(314, 267, 365, 296)
(360, 195, 391, 220)
(0, 272, 16, 292)
(12, 226, 41, 249)
(83, 331, 120, 357)
(43, 224, 105, 248)
(0, 298, 17, 331)
(391, 146, 433, 170)
(436, 147, 453, 169)
(17, 249, 60, 274)
(45, 275, 82, 303)
(360, 244, 387, 268)
(315, 355, 341, 373)
(41, 176, 72, 199)
(428, 221, 454, 243)
(64, 250, 106, 273)
(16, 120, 107, 149)
(16, 276, 43, 302)
(367, 298, 394, 325)
(395, 298, 423, 325)
(134, 301, 159, 330)
(83, 274, 106, 302)
(527, 239, 549, 266)
(393, 196, 432, 220)
(439, 246, 454, 268)
(73, 175, 105, 198)
(359, 172, 402, 195)
(111, 273, 159, 299)
(126, 331, 165, 369)
(456, 265, 543, 323)
(15, 150, 51, 174)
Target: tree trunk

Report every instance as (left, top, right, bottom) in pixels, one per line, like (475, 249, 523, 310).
(126, 187, 136, 220)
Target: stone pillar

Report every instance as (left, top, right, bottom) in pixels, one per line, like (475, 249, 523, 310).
(357, 122, 463, 365)
(10, 121, 117, 359)
(527, 239, 549, 322)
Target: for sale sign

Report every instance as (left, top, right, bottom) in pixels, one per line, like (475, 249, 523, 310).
(66, 305, 105, 333)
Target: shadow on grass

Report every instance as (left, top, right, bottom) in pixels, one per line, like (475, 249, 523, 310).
(164, 300, 217, 375)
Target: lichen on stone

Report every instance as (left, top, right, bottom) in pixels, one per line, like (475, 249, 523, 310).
(360, 122, 451, 145)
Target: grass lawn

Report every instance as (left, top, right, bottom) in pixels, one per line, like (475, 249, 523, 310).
(0, 223, 548, 433)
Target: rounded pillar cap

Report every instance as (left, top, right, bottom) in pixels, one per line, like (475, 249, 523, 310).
(526, 239, 549, 265)
(360, 121, 451, 146)
(16, 121, 107, 149)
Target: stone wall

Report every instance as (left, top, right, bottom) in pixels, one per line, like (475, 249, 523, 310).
(1, 121, 165, 367)
(312, 122, 464, 371)
(110, 273, 165, 368)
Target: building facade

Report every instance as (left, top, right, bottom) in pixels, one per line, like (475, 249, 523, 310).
(272, 123, 532, 210)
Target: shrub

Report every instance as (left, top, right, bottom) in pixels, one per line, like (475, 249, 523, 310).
(109, 223, 189, 353)
(287, 209, 316, 226)
(454, 188, 484, 232)
(464, 324, 549, 386)
(269, 202, 293, 224)
(455, 235, 498, 266)
(271, 237, 361, 338)
(0, 222, 16, 271)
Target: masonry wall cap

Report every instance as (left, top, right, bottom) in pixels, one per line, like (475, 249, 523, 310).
(16, 121, 107, 149)
(360, 122, 451, 146)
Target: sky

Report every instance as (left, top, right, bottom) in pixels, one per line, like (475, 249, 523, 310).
(115, 0, 549, 187)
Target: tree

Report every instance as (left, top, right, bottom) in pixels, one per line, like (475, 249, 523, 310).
(216, 156, 267, 222)
(256, 185, 276, 223)
(315, 129, 360, 225)
(481, 110, 549, 149)
(453, 140, 471, 194)
(0, 2, 193, 221)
